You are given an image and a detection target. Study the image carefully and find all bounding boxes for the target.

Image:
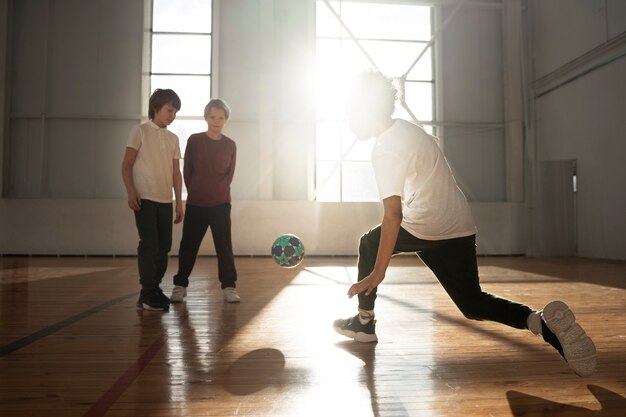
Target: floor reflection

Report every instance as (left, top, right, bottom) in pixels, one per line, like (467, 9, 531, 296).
(336, 341, 383, 417)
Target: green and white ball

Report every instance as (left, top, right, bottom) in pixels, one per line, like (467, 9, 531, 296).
(271, 234, 305, 268)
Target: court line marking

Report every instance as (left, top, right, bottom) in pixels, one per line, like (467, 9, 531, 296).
(82, 310, 191, 417)
(0, 293, 136, 357)
(81, 333, 168, 417)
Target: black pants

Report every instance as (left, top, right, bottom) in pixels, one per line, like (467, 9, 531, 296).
(174, 203, 237, 289)
(357, 226, 532, 330)
(134, 199, 173, 290)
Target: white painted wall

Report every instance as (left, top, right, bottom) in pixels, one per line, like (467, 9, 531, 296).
(439, 4, 506, 202)
(0, 200, 524, 256)
(529, 0, 626, 260)
(532, 0, 610, 78)
(534, 59, 626, 260)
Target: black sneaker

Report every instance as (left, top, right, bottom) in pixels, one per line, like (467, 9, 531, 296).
(136, 289, 169, 311)
(156, 287, 171, 306)
(541, 300, 596, 377)
(333, 314, 378, 342)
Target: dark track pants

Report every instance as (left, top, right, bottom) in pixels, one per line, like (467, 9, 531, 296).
(357, 226, 532, 329)
(173, 203, 237, 289)
(134, 199, 173, 290)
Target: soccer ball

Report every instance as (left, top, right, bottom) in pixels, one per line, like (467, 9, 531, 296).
(271, 234, 305, 268)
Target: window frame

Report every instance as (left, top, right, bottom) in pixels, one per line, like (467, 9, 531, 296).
(314, 0, 435, 202)
(149, 0, 214, 199)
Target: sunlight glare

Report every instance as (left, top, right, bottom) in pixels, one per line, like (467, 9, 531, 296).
(314, 0, 433, 201)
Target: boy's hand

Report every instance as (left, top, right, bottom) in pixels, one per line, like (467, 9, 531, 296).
(174, 202, 184, 224)
(127, 191, 141, 211)
(347, 272, 384, 298)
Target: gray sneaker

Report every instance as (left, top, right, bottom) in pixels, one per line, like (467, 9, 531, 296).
(333, 314, 378, 343)
(223, 287, 241, 303)
(170, 285, 187, 303)
(542, 300, 597, 377)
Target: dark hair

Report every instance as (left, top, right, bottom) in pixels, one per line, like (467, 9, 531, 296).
(204, 98, 231, 120)
(148, 88, 181, 120)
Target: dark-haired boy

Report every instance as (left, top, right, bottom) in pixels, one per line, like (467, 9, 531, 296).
(122, 88, 184, 311)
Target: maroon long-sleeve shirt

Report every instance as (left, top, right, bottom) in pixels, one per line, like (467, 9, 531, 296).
(183, 132, 236, 207)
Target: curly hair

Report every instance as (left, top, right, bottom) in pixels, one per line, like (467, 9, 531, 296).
(350, 70, 398, 118)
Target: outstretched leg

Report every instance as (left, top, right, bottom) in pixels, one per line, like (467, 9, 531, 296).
(417, 235, 532, 329)
(418, 235, 596, 376)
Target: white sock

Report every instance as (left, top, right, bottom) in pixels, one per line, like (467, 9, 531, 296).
(358, 308, 375, 325)
(527, 310, 543, 336)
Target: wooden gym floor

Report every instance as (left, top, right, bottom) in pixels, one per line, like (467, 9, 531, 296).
(0, 255, 625, 417)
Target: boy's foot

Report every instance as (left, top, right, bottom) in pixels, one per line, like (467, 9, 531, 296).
(542, 300, 596, 377)
(333, 314, 378, 343)
(170, 285, 187, 303)
(136, 289, 169, 311)
(156, 287, 171, 306)
(223, 287, 241, 303)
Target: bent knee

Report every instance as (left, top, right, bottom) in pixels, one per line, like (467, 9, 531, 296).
(456, 303, 486, 322)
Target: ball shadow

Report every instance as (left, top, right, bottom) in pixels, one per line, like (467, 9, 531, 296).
(223, 348, 289, 396)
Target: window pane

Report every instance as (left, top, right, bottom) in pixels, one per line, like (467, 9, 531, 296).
(406, 48, 432, 81)
(358, 40, 432, 80)
(340, 3, 431, 41)
(316, 160, 341, 201)
(316, 122, 341, 160)
(151, 75, 211, 117)
(316, 38, 370, 83)
(153, 0, 212, 33)
(315, 39, 350, 120)
(316, 1, 341, 38)
(404, 81, 433, 121)
(341, 162, 378, 202)
(152, 34, 211, 74)
(341, 131, 374, 161)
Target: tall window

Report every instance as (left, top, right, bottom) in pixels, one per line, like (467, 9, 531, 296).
(315, 1, 433, 202)
(151, 0, 213, 193)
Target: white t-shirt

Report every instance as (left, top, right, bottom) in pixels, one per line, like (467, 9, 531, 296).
(372, 119, 477, 240)
(126, 121, 181, 203)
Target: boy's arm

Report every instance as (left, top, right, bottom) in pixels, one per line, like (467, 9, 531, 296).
(173, 159, 184, 224)
(347, 195, 402, 298)
(122, 147, 141, 211)
(228, 146, 237, 184)
(182, 141, 192, 189)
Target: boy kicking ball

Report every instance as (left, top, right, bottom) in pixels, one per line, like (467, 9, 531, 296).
(332, 71, 596, 377)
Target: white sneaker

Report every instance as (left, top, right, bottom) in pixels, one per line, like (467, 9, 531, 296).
(223, 287, 240, 303)
(542, 300, 597, 377)
(170, 285, 187, 303)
